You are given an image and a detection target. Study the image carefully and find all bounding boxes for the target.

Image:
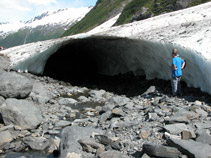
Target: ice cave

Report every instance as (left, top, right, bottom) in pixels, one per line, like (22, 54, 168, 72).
(10, 35, 211, 95)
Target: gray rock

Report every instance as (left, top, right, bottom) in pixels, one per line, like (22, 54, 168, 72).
(168, 138, 211, 158)
(165, 110, 193, 124)
(95, 135, 121, 151)
(141, 153, 151, 158)
(0, 96, 5, 105)
(98, 150, 130, 158)
(112, 108, 125, 117)
(100, 111, 112, 123)
(146, 113, 158, 121)
(30, 82, 55, 104)
(108, 96, 130, 106)
(164, 123, 189, 135)
(196, 132, 211, 145)
(194, 121, 211, 129)
(78, 139, 105, 153)
(142, 86, 156, 96)
(0, 130, 13, 146)
(90, 89, 106, 99)
(58, 98, 77, 105)
(193, 100, 202, 106)
(143, 143, 181, 158)
(0, 71, 33, 99)
(102, 103, 115, 112)
(195, 108, 208, 118)
(54, 120, 71, 128)
(0, 98, 43, 130)
(60, 126, 104, 158)
(23, 136, 49, 150)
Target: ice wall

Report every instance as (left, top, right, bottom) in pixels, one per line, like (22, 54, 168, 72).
(11, 36, 211, 94)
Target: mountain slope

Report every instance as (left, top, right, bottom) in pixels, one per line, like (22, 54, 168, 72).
(62, 0, 132, 36)
(63, 0, 211, 36)
(0, 7, 91, 48)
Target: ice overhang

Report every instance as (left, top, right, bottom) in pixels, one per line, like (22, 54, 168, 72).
(2, 35, 211, 94)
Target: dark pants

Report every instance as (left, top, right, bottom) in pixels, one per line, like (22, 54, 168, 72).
(171, 76, 182, 95)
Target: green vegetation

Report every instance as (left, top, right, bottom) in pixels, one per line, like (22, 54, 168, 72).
(115, 0, 179, 25)
(62, 0, 128, 37)
(62, 0, 211, 36)
(114, 0, 153, 25)
(189, 0, 211, 6)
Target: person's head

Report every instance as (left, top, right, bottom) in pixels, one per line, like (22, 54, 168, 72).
(172, 48, 177, 57)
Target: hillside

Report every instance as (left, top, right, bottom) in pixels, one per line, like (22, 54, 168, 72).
(61, 0, 132, 36)
(63, 0, 211, 36)
(0, 7, 91, 49)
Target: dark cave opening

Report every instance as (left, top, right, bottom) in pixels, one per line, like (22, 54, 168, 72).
(42, 37, 209, 99)
(43, 37, 162, 96)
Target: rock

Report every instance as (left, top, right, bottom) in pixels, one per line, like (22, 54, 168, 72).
(23, 136, 50, 150)
(112, 108, 125, 117)
(99, 111, 112, 123)
(0, 130, 13, 146)
(193, 100, 202, 106)
(168, 138, 211, 158)
(0, 71, 33, 99)
(108, 96, 130, 106)
(60, 126, 104, 158)
(145, 113, 158, 121)
(30, 82, 55, 104)
(54, 120, 71, 128)
(58, 98, 77, 106)
(95, 135, 121, 150)
(164, 123, 189, 135)
(175, 0, 193, 10)
(194, 108, 208, 118)
(101, 103, 115, 112)
(141, 153, 151, 158)
(143, 143, 181, 158)
(131, 7, 153, 22)
(47, 137, 60, 154)
(141, 86, 156, 96)
(98, 150, 130, 158)
(89, 89, 106, 99)
(0, 98, 43, 130)
(166, 109, 200, 123)
(78, 139, 105, 153)
(196, 132, 211, 145)
(0, 96, 5, 105)
(194, 121, 211, 130)
(181, 130, 192, 140)
(139, 130, 151, 140)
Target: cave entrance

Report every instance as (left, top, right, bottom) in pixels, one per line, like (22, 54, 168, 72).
(43, 37, 169, 96)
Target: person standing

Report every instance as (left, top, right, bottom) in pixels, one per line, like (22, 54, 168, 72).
(171, 48, 185, 96)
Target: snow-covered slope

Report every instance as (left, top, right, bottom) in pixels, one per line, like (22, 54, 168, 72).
(0, 7, 92, 39)
(1, 2, 211, 94)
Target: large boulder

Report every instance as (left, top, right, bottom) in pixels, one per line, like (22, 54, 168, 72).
(60, 126, 104, 158)
(0, 71, 33, 99)
(168, 138, 211, 158)
(0, 98, 43, 130)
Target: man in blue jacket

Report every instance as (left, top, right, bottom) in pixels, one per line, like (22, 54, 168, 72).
(171, 48, 185, 96)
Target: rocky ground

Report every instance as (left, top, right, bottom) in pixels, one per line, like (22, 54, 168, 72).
(0, 55, 211, 158)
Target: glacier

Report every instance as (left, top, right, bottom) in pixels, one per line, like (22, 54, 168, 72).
(1, 2, 211, 94)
